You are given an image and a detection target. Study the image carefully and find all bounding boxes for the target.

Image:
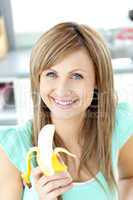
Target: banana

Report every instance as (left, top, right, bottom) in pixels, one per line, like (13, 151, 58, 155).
(21, 124, 76, 188)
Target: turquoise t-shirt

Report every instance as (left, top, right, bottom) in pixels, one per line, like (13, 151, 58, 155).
(0, 102, 133, 200)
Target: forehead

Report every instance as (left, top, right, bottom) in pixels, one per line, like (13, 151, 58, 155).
(48, 48, 94, 73)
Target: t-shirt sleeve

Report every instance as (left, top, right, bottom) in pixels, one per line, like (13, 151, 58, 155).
(115, 102, 133, 150)
(0, 120, 33, 172)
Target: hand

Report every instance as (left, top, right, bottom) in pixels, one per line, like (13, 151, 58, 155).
(31, 166, 74, 200)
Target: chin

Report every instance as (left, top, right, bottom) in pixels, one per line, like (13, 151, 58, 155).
(50, 109, 84, 120)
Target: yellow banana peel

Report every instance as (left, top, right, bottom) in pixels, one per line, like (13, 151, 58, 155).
(21, 124, 77, 188)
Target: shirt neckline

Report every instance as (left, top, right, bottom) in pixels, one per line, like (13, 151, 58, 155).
(73, 171, 101, 186)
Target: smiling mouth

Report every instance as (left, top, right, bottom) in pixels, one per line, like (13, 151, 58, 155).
(51, 97, 78, 109)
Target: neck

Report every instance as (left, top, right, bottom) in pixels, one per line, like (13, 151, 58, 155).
(51, 112, 85, 149)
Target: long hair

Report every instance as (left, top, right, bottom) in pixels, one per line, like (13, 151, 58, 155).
(30, 22, 118, 199)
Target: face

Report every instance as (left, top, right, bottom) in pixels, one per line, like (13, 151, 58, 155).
(39, 48, 96, 120)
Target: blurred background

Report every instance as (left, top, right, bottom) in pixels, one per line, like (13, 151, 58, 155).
(0, 0, 133, 126)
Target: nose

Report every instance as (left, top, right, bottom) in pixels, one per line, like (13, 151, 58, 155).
(54, 78, 72, 97)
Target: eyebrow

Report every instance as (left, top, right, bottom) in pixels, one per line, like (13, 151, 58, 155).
(47, 68, 87, 74)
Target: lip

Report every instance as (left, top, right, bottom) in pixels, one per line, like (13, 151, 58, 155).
(51, 97, 78, 109)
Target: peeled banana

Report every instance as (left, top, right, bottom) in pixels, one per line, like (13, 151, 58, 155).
(21, 124, 76, 188)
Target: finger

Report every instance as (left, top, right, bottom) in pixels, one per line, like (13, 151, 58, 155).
(47, 182, 74, 199)
(39, 172, 72, 186)
(40, 176, 73, 193)
(31, 166, 44, 180)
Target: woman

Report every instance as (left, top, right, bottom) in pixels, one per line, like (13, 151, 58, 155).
(0, 22, 133, 200)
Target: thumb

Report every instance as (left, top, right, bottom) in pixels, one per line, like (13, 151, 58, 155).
(31, 166, 44, 181)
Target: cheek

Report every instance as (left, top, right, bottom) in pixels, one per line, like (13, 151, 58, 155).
(39, 80, 50, 98)
(82, 79, 95, 96)
(86, 90, 94, 103)
(81, 84, 95, 106)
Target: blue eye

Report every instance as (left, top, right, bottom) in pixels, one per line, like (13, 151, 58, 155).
(72, 73, 83, 80)
(45, 72, 83, 80)
(46, 72, 57, 78)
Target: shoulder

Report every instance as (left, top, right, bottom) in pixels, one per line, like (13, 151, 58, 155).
(0, 120, 33, 171)
(114, 101, 133, 150)
(111, 102, 133, 179)
(0, 120, 33, 144)
(115, 103, 133, 179)
(116, 101, 133, 114)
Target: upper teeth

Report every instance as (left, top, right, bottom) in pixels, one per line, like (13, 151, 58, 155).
(54, 99, 74, 105)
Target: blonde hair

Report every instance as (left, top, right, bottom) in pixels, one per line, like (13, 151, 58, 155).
(30, 22, 118, 199)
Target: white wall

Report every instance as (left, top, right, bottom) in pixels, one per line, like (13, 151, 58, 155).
(11, 0, 133, 33)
